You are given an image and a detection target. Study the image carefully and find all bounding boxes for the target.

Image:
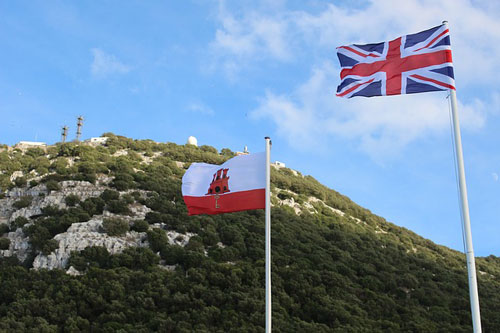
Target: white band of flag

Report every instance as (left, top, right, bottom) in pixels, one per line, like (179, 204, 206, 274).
(182, 152, 266, 215)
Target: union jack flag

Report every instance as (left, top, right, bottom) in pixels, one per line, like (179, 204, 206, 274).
(336, 24, 455, 98)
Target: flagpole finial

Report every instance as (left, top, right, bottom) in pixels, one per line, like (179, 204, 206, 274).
(442, 20, 448, 25)
(265, 136, 270, 140)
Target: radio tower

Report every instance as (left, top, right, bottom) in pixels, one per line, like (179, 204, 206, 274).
(76, 116, 84, 142)
(61, 125, 69, 143)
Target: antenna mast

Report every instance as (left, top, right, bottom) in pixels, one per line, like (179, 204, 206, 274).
(61, 125, 68, 143)
(76, 116, 84, 142)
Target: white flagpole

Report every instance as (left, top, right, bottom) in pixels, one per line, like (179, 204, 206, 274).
(449, 88, 482, 332)
(265, 137, 272, 333)
(444, 21, 482, 332)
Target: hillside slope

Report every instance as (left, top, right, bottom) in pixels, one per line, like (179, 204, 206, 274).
(0, 134, 499, 332)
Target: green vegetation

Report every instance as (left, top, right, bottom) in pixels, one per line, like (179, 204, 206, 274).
(0, 224, 9, 235)
(0, 238, 10, 250)
(12, 196, 32, 210)
(102, 217, 129, 236)
(0, 134, 498, 331)
(131, 219, 149, 232)
(45, 180, 61, 192)
(12, 216, 29, 229)
(65, 194, 80, 207)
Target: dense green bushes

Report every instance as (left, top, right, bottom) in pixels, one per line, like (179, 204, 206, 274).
(13, 196, 32, 210)
(0, 238, 10, 250)
(0, 134, 499, 331)
(102, 218, 129, 236)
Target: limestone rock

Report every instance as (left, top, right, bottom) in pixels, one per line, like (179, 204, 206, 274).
(32, 219, 148, 270)
(66, 266, 82, 276)
(0, 228, 30, 263)
(8, 181, 106, 222)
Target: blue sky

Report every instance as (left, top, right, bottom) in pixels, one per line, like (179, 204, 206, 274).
(1, 0, 499, 256)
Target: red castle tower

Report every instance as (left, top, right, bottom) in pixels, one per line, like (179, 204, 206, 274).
(206, 168, 230, 195)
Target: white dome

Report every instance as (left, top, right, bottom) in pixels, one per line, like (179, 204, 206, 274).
(187, 136, 198, 146)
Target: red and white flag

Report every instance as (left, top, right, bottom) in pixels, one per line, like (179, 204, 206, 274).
(182, 152, 266, 215)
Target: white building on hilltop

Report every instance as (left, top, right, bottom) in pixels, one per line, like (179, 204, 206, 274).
(14, 141, 47, 151)
(84, 137, 109, 146)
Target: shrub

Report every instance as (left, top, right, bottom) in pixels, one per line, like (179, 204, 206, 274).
(68, 246, 111, 271)
(12, 216, 29, 229)
(14, 177, 27, 187)
(41, 205, 62, 217)
(13, 196, 32, 210)
(220, 148, 235, 157)
(106, 200, 131, 215)
(46, 180, 61, 192)
(0, 224, 10, 235)
(277, 192, 295, 201)
(113, 247, 159, 270)
(102, 218, 129, 236)
(65, 194, 80, 207)
(42, 239, 59, 255)
(100, 189, 120, 202)
(25, 147, 45, 157)
(51, 158, 69, 175)
(24, 223, 51, 252)
(200, 145, 218, 154)
(80, 197, 105, 216)
(0, 238, 10, 250)
(67, 207, 91, 223)
(111, 172, 135, 191)
(131, 191, 142, 201)
(122, 194, 134, 205)
(131, 220, 149, 233)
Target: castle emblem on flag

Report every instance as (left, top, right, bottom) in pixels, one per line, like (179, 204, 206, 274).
(206, 168, 230, 195)
(182, 152, 265, 215)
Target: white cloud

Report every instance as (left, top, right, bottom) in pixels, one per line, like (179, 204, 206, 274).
(493, 172, 499, 182)
(187, 102, 215, 116)
(213, 0, 498, 156)
(210, 1, 292, 77)
(214, 11, 290, 60)
(211, 0, 500, 88)
(91, 48, 130, 78)
(252, 63, 486, 158)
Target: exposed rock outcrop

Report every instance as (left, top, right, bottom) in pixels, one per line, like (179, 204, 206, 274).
(32, 219, 148, 270)
(0, 228, 30, 262)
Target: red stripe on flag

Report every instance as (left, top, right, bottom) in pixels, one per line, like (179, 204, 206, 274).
(410, 74, 455, 90)
(414, 29, 449, 52)
(336, 78, 374, 97)
(183, 189, 265, 215)
(339, 46, 379, 58)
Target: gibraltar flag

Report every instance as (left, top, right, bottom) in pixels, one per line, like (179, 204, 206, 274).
(182, 152, 266, 215)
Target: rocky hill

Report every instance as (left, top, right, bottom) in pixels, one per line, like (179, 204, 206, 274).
(0, 133, 499, 332)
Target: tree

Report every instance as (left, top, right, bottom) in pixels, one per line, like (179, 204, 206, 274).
(131, 220, 149, 233)
(13, 196, 32, 209)
(45, 180, 60, 192)
(100, 189, 120, 202)
(14, 177, 27, 187)
(0, 223, 9, 235)
(12, 216, 29, 229)
(102, 218, 129, 236)
(65, 194, 80, 207)
(0, 238, 10, 250)
(106, 200, 131, 215)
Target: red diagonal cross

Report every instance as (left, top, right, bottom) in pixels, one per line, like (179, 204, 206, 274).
(340, 37, 453, 95)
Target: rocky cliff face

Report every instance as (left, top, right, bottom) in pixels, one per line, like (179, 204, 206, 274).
(8, 180, 105, 221)
(0, 177, 194, 272)
(32, 219, 147, 270)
